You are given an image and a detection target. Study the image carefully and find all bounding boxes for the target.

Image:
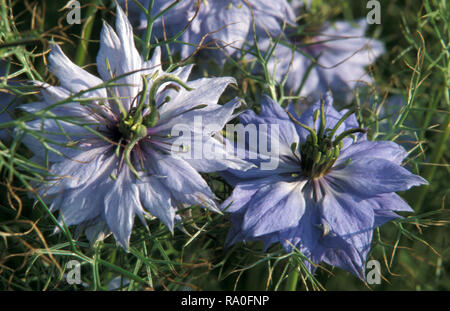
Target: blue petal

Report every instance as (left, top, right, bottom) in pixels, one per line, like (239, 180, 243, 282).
(321, 189, 375, 254)
(328, 158, 428, 199)
(320, 234, 367, 279)
(281, 195, 322, 256)
(241, 180, 306, 237)
(137, 175, 176, 231)
(259, 95, 290, 120)
(48, 45, 106, 99)
(336, 140, 408, 165)
(51, 149, 117, 227)
(20, 117, 100, 164)
(104, 169, 141, 250)
(157, 77, 236, 126)
(146, 149, 218, 211)
(370, 193, 414, 227)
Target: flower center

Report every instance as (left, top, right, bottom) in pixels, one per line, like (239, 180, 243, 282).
(299, 131, 341, 179)
(118, 107, 148, 142)
(287, 101, 366, 179)
(111, 74, 193, 179)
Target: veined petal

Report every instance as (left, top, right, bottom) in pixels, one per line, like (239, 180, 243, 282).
(158, 76, 236, 122)
(280, 195, 322, 256)
(328, 158, 428, 199)
(146, 149, 218, 211)
(369, 193, 414, 227)
(97, 21, 122, 82)
(221, 175, 291, 213)
(336, 140, 408, 165)
(48, 44, 107, 99)
(115, 4, 143, 82)
(154, 95, 241, 140)
(21, 118, 100, 163)
(204, 1, 251, 55)
(320, 189, 375, 259)
(320, 234, 368, 279)
(137, 175, 176, 231)
(51, 150, 118, 227)
(104, 168, 141, 249)
(44, 145, 114, 195)
(242, 180, 306, 237)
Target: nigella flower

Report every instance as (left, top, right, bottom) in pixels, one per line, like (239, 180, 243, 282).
(221, 93, 427, 278)
(263, 19, 384, 103)
(132, 0, 296, 64)
(21, 5, 252, 249)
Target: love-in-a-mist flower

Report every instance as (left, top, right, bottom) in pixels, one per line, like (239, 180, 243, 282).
(221, 93, 427, 278)
(21, 5, 251, 249)
(264, 19, 384, 103)
(134, 0, 296, 63)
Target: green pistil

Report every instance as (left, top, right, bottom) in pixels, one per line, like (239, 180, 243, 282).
(287, 104, 366, 179)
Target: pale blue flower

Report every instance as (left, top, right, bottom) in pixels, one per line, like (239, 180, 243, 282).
(21, 5, 251, 249)
(221, 93, 427, 278)
(134, 0, 296, 63)
(264, 19, 385, 103)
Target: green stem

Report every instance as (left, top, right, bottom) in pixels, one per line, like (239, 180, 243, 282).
(333, 128, 367, 146)
(75, 1, 98, 66)
(133, 75, 150, 121)
(328, 109, 355, 140)
(287, 110, 318, 146)
(143, 0, 155, 61)
(124, 137, 141, 179)
(285, 267, 299, 291)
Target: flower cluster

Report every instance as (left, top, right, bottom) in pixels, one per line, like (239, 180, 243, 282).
(134, 0, 296, 63)
(128, 1, 384, 103)
(263, 18, 385, 103)
(10, 2, 427, 280)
